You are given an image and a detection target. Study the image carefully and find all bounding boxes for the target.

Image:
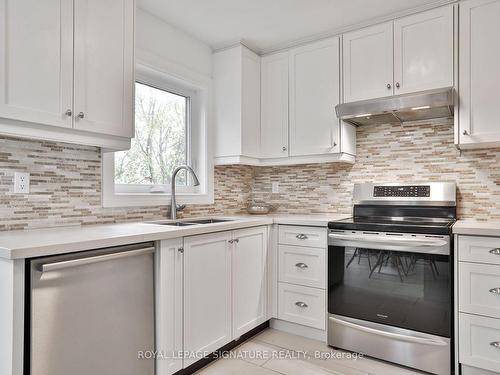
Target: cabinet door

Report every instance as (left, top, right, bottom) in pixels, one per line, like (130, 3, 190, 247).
(73, 0, 134, 138)
(289, 38, 340, 156)
(343, 22, 394, 102)
(183, 232, 232, 367)
(261, 52, 289, 158)
(394, 6, 454, 94)
(155, 239, 183, 375)
(459, 0, 500, 146)
(232, 226, 267, 338)
(0, 0, 73, 128)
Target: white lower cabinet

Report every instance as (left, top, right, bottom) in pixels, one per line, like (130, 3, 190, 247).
(458, 234, 500, 374)
(232, 227, 268, 338)
(459, 313, 500, 373)
(155, 239, 184, 375)
(158, 226, 268, 371)
(183, 231, 233, 367)
(278, 282, 325, 330)
(276, 225, 327, 332)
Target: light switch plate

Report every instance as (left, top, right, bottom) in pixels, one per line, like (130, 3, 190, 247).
(14, 172, 30, 194)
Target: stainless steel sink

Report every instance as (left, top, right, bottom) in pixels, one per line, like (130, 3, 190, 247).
(149, 221, 197, 226)
(146, 218, 234, 226)
(186, 218, 233, 224)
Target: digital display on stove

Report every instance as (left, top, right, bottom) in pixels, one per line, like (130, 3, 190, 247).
(373, 185, 430, 197)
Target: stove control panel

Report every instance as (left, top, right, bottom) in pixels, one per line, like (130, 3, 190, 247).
(374, 185, 431, 198)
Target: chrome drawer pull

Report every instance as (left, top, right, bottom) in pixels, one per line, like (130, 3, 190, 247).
(296, 234, 308, 240)
(295, 301, 308, 308)
(490, 342, 500, 349)
(490, 248, 500, 255)
(295, 262, 308, 269)
(489, 288, 500, 295)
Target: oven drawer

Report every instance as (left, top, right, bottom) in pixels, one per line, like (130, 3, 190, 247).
(460, 262, 500, 319)
(278, 225, 326, 248)
(278, 245, 325, 289)
(278, 282, 325, 330)
(459, 313, 500, 373)
(459, 236, 500, 265)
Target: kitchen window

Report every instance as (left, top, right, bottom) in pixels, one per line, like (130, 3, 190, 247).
(102, 65, 213, 207)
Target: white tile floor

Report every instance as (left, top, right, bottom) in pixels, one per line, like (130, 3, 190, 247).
(195, 328, 427, 375)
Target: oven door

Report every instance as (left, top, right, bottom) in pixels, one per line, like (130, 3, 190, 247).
(327, 230, 452, 375)
(328, 230, 452, 337)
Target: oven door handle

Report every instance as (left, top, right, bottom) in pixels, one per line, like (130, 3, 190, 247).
(330, 317, 448, 347)
(328, 233, 447, 247)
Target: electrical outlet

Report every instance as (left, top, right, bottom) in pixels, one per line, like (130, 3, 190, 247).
(14, 172, 30, 194)
(272, 182, 279, 194)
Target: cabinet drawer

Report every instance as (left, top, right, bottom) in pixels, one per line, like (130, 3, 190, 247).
(459, 236, 500, 265)
(278, 225, 326, 248)
(278, 245, 325, 289)
(278, 282, 325, 330)
(460, 262, 500, 319)
(459, 313, 500, 373)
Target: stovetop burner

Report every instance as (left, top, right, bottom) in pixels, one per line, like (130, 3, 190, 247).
(328, 182, 457, 235)
(329, 216, 456, 235)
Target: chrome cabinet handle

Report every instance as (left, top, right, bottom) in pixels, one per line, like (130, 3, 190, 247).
(77, 112, 85, 119)
(65, 109, 72, 116)
(228, 239, 234, 244)
(463, 130, 469, 136)
(490, 248, 500, 255)
(387, 83, 392, 89)
(234, 239, 239, 243)
(295, 301, 308, 308)
(282, 146, 287, 152)
(296, 234, 308, 240)
(178, 247, 184, 254)
(490, 342, 500, 349)
(489, 288, 500, 295)
(295, 262, 308, 269)
(395, 82, 400, 89)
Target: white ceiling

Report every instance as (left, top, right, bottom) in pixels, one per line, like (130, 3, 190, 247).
(137, 0, 450, 53)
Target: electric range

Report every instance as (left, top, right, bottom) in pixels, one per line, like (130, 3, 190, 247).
(327, 182, 456, 375)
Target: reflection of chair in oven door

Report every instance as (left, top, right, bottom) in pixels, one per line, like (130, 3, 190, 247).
(346, 248, 373, 269)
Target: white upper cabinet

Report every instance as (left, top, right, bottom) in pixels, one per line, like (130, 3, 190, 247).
(73, 0, 134, 138)
(0, 0, 74, 128)
(260, 52, 289, 159)
(458, 0, 500, 148)
(343, 22, 394, 102)
(394, 6, 454, 94)
(0, 0, 134, 150)
(289, 37, 341, 156)
(213, 45, 260, 164)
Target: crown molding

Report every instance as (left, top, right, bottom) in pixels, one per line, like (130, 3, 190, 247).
(213, 0, 457, 56)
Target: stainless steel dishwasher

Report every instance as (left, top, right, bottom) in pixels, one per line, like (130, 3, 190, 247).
(27, 242, 155, 375)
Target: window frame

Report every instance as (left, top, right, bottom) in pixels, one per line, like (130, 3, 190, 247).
(102, 63, 213, 208)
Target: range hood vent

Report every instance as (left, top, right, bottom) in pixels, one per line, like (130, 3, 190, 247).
(336, 87, 454, 126)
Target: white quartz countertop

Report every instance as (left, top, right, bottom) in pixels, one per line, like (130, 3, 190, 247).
(0, 214, 349, 260)
(453, 219, 500, 236)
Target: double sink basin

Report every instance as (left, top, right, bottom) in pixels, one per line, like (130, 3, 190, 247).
(148, 218, 234, 227)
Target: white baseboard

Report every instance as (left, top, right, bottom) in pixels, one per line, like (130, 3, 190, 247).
(270, 318, 327, 342)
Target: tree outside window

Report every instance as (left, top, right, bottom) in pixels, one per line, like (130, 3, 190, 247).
(115, 82, 189, 187)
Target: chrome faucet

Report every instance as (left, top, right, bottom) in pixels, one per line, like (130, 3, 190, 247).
(170, 165, 200, 220)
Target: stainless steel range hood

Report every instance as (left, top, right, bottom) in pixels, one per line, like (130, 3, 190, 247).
(336, 87, 454, 126)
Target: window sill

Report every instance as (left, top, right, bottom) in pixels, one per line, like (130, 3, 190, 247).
(102, 191, 214, 208)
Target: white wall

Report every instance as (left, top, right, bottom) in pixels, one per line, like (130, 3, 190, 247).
(136, 8, 212, 78)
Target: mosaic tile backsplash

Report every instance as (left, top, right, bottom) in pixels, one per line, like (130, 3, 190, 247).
(0, 118, 499, 230)
(252, 119, 500, 221)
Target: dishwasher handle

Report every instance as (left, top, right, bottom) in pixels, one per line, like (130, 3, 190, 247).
(39, 247, 155, 273)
